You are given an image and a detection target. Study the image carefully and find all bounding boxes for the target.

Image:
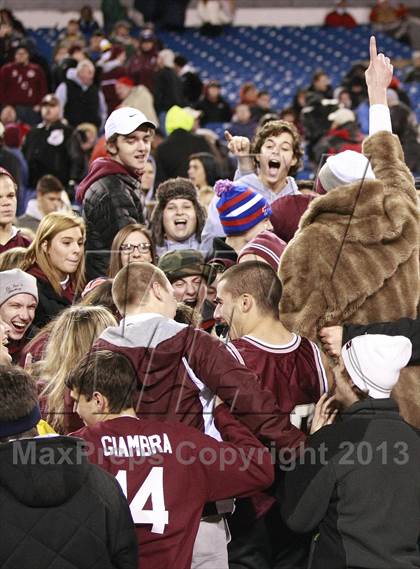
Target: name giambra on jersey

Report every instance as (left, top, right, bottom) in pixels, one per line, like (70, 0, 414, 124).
(101, 433, 172, 457)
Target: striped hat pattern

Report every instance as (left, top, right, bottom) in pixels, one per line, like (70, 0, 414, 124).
(215, 179, 272, 236)
(237, 230, 286, 271)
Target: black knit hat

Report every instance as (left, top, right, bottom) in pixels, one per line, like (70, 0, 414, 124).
(150, 177, 206, 247)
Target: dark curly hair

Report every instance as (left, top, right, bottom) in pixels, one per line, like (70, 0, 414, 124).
(150, 177, 207, 247)
(251, 120, 303, 177)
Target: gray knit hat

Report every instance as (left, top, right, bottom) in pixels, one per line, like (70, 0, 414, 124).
(0, 269, 38, 306)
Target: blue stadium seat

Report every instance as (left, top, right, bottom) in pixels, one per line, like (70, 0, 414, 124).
(27, 24, 420, 160)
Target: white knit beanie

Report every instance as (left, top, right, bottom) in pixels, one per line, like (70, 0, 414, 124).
(318, 150, 375, 193)
(341, 334, 412, 398)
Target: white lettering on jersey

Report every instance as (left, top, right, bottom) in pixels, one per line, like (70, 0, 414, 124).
(116, 467, 168, 534)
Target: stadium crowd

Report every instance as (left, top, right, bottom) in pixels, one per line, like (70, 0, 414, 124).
(0, 4, 419, 569)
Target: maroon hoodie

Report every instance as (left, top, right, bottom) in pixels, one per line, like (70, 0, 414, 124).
(28, 265, 75, 303)
(76, 157, 136, 203)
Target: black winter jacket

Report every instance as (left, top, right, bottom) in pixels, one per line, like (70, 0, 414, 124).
(195, 95, 232, 124)
(0, 436, 138, 569)
(22, 120, 75, 188)
(343, 317, 420, 366)
(155, 129, 211, 186)
(78, 158, 145, 280)
(27, 265, 74, 329)
(153, 66, 185, 114)
(279, 399, 420, 569)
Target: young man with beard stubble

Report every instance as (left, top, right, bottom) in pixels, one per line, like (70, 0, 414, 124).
(214, 260, 331, 569)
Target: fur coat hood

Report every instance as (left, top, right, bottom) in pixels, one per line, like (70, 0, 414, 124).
(279, 130, 419, 339)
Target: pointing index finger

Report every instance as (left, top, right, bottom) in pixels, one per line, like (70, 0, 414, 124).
(369, 35, 377, 61)
(224, 130, 233, 142)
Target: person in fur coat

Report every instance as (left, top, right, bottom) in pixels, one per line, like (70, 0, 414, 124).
(279, 37, 419, 426)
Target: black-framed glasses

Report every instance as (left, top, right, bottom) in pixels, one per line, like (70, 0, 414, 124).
(120, 243, 152, 254)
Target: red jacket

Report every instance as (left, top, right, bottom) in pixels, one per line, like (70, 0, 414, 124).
(100, 64, 127, 112)
(325, 10, 357, 28)
(0, 62, 47, 106)
(95, 313, 306, 452)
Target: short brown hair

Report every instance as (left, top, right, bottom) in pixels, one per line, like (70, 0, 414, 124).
(36, 174, 64, 195)
(106, 127, 155, 156)
(112, 261, 168, 313)
(65, 350, 136, 413)
(252, 120, 303, 177)
(0, 171, 17, 194)
(219, 261, 282, 318)
(0, 365, 38, 441)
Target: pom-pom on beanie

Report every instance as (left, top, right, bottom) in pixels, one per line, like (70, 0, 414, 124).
(215, 179, 272, 236)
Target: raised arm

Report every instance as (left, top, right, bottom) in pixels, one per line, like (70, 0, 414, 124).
(364, 36, 416, 194)
(225, 130, 255, 176)
(366, 35, 393, 135)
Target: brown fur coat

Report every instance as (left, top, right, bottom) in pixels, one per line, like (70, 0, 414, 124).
(278, 131, 420, 425)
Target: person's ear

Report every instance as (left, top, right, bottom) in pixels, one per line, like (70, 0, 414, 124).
(92, 391, 107, 413)
(41, 240, 48, 252)
(151, 281, 163, 301)
(241, 293, 253, 313)
(106, 140, 118, 156)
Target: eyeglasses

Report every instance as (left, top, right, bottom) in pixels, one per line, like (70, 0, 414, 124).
(120, 243, 152, 254)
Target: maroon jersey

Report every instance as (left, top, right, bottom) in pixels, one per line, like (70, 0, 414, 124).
(228, 334, 328, 518)
(228, 334, 328, 431)
(71, 405, 273, 569)
(95, 314, 306, 451)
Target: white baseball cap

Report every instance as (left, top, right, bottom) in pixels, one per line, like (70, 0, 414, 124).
(104, 107, 156, 140)
(328, 108, 355, 126)
(341, 334, 412, 399)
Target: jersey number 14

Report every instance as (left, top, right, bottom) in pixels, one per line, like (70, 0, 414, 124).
(116, 467, 169, 534)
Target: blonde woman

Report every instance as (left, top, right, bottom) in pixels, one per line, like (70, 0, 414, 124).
(108, 223, 156, 278)
(21, 211, 86, 328)
(38, 305, 117, 434)
(0, 246, 27, 271)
